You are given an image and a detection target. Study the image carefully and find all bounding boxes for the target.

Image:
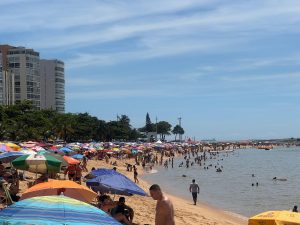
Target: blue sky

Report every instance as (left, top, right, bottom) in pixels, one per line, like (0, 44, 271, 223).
(1, 0, 300, 140)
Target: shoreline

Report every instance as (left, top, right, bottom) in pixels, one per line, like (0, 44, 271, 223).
(140, 167, 248, 225)
(9, 156, 248, 225)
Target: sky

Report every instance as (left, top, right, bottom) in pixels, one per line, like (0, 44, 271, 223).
(1, 0, 300, 140)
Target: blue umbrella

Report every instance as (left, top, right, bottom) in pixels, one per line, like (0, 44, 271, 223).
(86, 168, 147, 196)
(58, 147, 74, 154)
(72, 154, 84, 159)
(0, 195, 121, 225)
(0, 151, 25, 163)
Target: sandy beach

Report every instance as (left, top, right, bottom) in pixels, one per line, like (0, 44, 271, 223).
(11, 155, 248, 225)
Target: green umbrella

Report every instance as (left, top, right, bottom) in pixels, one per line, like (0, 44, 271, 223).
(45, 152, 68, 167)
(12, 154, 61, 174)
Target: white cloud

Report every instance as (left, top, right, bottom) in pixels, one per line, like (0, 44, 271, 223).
(0, 0, 215, 32)
(66, 37, 240, 68)
(2, 0, 300, 62)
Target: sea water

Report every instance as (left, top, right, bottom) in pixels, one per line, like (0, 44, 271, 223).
(142, 147, 300, 217)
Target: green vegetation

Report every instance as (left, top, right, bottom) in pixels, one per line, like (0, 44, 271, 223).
(0, 101, 184, 142)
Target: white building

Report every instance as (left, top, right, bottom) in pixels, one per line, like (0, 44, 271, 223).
(40, 59, 65, 112)
(6, 47, 41, 109)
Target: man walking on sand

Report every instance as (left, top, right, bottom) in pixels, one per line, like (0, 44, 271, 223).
(189, 179, 200, 205)
(149, 184, 175, 225)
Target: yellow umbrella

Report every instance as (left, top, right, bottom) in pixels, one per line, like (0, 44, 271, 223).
(249, 211, 300, 225)
(0, 142, 21, 151)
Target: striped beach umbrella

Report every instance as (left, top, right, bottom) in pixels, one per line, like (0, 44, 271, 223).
(0, 143, 14, 152)
(4, 142, 22, 151)
(0, 195, 121, 225)
(12, 154, 61, 174)
(0, 151, 25, 163)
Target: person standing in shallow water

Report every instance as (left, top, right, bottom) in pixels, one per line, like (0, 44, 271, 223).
(293, 205, 298, 212)
(189, 179, 200, 205)
(149, 184, 175, 225)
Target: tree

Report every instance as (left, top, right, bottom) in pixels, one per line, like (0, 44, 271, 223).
(54, 113, 76, 142)
(172, 125, 184, 141)
(145, 112, 153, 133)
(157, 121, 172, 141)
(0, 101, 147, 142)
(106, 115, 134, 141)
(96, 119, 109, 141)
(72, 113, 100, 141)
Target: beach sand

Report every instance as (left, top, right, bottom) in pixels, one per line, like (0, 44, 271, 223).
(15, 157, 247, 225)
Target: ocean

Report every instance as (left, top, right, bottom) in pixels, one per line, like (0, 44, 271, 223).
(142, 147, 300, 217)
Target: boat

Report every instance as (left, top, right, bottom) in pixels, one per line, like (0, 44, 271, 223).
(257, 145, 273, 150)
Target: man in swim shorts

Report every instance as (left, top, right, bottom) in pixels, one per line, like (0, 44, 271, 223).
(189, 179, 200, 205)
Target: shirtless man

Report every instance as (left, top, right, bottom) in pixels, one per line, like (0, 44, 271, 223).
(149, 184, 175, 225)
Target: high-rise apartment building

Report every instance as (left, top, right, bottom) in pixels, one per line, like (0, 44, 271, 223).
(40, 59, 65, 112)
(0, 44, 65, 112)
(0, 45, 15, 105)
(0, 53, 3, 104)
(6, 46, 41, 109)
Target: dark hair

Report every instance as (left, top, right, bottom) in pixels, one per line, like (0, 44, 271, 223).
(98, 194, 110, 203)
(119, 197, 125, 202)
(192, 179, 195, 182)
(149, 184, 161, 191)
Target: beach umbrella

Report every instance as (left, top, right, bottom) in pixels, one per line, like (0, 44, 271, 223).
(45, 152, 68, 167)
(0, 151, 25, 163)
(20, 149, 36, 155)
(249, 210, 300, 225)
(0, 144, 14, 152)
(2, 142, 22, 151)
(89, 148, 97, 153)
(36, 149, 48, 155)
(12, 154, 62, 174)
(63, 155, 80, 165)
(48, 145, 58, 151)
(0, 195, 121, 225)
(31, 146, 46, 151)
(121, 149, 131, 154)
(36, 142, 51, 147)
(72, 154, 84, 160)
(103, 149, 114, 154)
(21, 180, 97, 203)
(59, 147, 74, 154)
(20, 141, 37, 148)
(86, 168, 147, 196)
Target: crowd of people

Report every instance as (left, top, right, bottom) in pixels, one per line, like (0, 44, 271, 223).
(1, 141, 298, 225)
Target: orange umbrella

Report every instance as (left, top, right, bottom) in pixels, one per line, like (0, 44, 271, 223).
(63, 155, 80, 165)
(21, 180, 97, 203)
